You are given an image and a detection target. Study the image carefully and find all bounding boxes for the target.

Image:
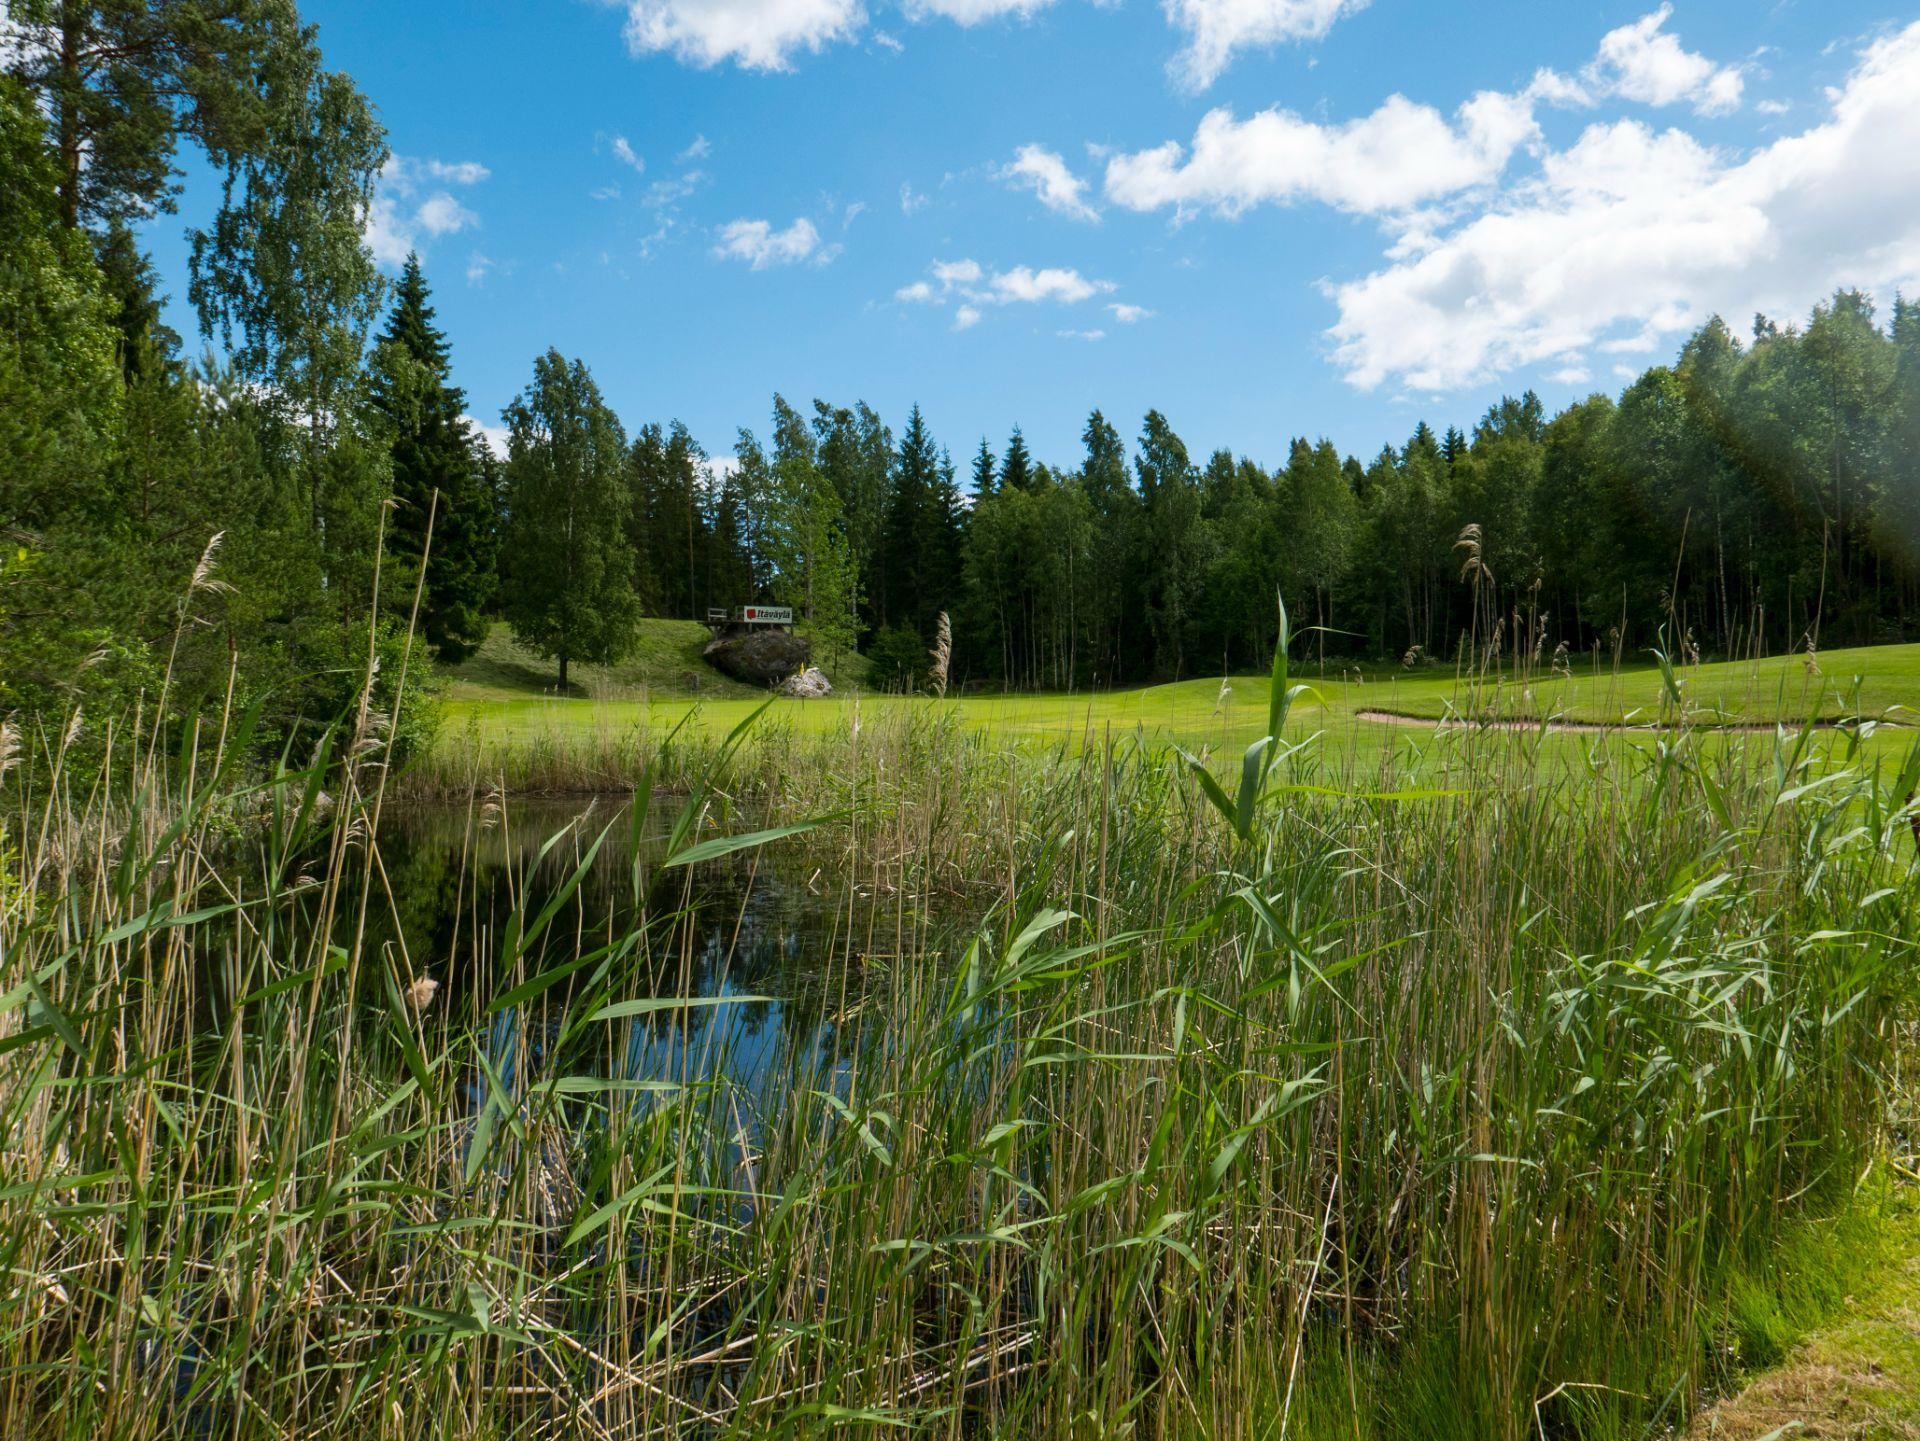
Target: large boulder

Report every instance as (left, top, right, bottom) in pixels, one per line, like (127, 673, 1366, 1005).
(779, 666, 832, 699)
(703, 627, 812, 687)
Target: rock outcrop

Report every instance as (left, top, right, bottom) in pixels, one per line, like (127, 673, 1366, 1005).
(702, 628, 812, 687)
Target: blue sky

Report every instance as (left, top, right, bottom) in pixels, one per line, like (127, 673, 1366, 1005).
(142, 0, 1920, 471)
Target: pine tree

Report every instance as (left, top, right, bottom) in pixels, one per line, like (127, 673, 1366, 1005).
(7, 0, 279, 231)
(499, 351, 639, 689)
(369, 254, 494, 661)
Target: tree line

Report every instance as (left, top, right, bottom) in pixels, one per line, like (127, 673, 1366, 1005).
(494, 295, 1920, 693)
(6, 3, 1920, 765)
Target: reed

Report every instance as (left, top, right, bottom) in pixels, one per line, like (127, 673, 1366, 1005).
(2, 617, 1917, 1439)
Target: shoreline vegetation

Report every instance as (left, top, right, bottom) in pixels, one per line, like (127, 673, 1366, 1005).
(4, 607, 1919, 1439)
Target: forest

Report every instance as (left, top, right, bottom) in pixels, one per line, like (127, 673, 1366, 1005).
(8, 3, 1920, 743)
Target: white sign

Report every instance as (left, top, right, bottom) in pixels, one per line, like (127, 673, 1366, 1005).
(740, 605, 793, 625)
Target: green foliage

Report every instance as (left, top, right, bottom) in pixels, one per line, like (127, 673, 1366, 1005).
(866, 623, 931, 692)
(370, 255, 496, 661)
(499, 350, 641, 688)
(5, 0, 278, 229)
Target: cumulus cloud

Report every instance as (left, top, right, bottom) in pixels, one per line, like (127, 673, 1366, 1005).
(1000, 144, 1100, 221)
(902, 0, 1056, 19)
(1108, 11, 1746, 223)
(463, 415, 510, 457)
(1588, 5, 1743, 116)
(896, 256, 1119, 328)
(615, 0, 865, 70)
(1164, 0, 1368, 92)
(985, 265, 1110, 303)
(1108, 302, 1153, 323)
(606, 0, 1061, 72)
(1105, 88, 1539, 218)
(365, 155, 488, 267)
(714, 216, 834, 268)
(1325, 22, 1920, 391)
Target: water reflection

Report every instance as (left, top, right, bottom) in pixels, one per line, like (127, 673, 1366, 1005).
(369, 796, 914, 1096)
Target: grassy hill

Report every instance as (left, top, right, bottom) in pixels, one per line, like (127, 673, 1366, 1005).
(441, 620, 865, 702)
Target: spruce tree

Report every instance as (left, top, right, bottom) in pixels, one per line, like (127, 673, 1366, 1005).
(369, 254, 495, 660)
(881, 405, 939, 634)
(970, 437, 997, 500)
(1000, 426, 1033, 493)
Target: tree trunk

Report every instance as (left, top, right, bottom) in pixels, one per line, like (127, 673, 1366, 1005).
(559, 652, 570, 690)
(58, 5, 83, 230)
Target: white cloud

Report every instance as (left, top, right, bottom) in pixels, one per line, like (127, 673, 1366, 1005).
(425, 160, 491, 185)
(614, 0, 865, 70)
(984, 264, 1110, 304)
(465, 252, 495, 286)
(679, 134, 711, 161)
(1756, 99, 1791, 117)
(1108, 302, 1153, 323)
(900, 182, 930, 215)
(902, 0, 1056, 21)
(365, 155, 489, 267)
(415, 193, 477, 237)
(714, 216, 832, 268)
(1588, 5, 1743, 116)
(1000, 143, 1100, 221)
(464, 415, 510, 458)
(931, 258, 984, 286)
(1324, 22, 1920, 392)
(896, 256, 1119, 328)
(1105, 88, 1539, 218)
(1057, 327, 1107, 341)
(592, 184, 623, 201)
(611, 135, 646, 172)
(1163, 0, 1368, 92)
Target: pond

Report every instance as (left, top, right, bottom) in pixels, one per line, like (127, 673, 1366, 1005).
(358, 794, 941, 1095)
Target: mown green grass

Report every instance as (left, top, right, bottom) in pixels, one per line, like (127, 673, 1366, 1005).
(432, 635, 1920, 773)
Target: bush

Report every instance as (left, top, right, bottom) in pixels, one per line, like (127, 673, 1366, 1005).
(866, 624, 929, 693)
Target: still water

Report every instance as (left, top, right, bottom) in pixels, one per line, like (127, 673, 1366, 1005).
(362, 795, 935, 1092)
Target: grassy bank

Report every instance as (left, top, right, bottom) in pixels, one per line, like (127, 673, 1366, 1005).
(4, 642, 1919, 1437)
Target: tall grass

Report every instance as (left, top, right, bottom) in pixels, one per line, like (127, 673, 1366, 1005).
(2, 628, 1918, 1438)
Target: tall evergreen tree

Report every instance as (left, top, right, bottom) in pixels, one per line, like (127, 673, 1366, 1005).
(1000, 426, 1033, 493)
(369, 254, 494, 661)
(7, 0, 279, 230)
(881, 405, 940, 635)
(970, 437, 997, 500)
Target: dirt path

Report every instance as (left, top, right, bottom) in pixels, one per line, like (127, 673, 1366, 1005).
(1353, 708, 1858, 735)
